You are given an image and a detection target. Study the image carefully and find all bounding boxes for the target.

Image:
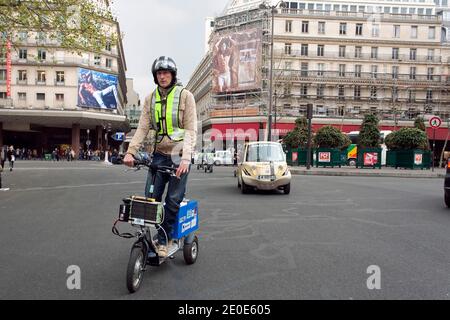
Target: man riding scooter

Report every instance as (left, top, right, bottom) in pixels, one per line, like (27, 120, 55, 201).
(124, 56, 197, 258)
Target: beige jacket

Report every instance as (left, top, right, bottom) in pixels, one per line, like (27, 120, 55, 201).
(126, 86, 197, 161)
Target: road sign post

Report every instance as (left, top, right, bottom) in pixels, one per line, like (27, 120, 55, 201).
(429, 116, 442, 173)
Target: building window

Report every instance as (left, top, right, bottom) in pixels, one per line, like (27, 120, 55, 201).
(0, 69, 6, 81)
(429, 26, 436, 39)
(300, 84, 308, 98)
(317, 63, 324, 76)
(0, 92, 6, 99)
(393, 25, 400, 38)
(19, 49, 27, 60)
(411, 26, 418, 39)
(392, 66, 399, 79)
(37, 49, 46, 61)
(410, 48, 417, 61)
(371, 65, 378, 79)
(285, 61, 292, 70)
(356, 24, 363, 36)
(372, 24, 380, 37)
(105, 41, 112, 51)
(370, 87, 377, 100)
(56, 71, 65, 83)
(354, 86, 361, 100)
(427, 67, 434, 80)
(317, 45, 324, 57)
(106, 58, 113, 68)
(302, 21, 309, 33)
(301, 62, 308, 76)
(36, 93, 45, 101)
(339, 64, 346, 77)
(408, 89, 416, 102)
(339, 23, 347, 35)
(355, 46, 362, 59)
(427, 49, 435, 61)
(318, 21, 325, 34)
(284, 43, 292, 55)
(18, 92, 26, 100)
(371, 47, 378, 59)
(338, 85, 345, 100)
(18, 70, 27, 82)
(301, 44, 308, 56)
(392, 87, 398, 102)
(354, 65, 362, 78)
(317, 85, 324, 99)
(94, 55, 101, 66)
(56, 93, 64, 102)
(285, 20, 292, 32)
(18, 31, 28, 42)
(37, 70, 46, 83)
(339, 46, 346, 58)
(426, 89, 433, 102)
(392, 48, 399, 60)
(410, 67, 416, 80)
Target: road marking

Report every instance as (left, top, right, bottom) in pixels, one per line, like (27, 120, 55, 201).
(12, 181, 146, 192)
(9, 177, 235, 192)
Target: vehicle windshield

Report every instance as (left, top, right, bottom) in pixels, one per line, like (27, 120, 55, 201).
(246, 144, 284, 162)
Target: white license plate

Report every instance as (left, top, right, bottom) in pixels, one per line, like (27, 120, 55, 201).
(259, 175, 275, 181)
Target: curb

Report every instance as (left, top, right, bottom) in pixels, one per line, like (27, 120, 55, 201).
(290, 169, 444, 179)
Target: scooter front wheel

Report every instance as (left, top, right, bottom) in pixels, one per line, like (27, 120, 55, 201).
(126, 246, 145, 293)
(183, 235, 199, 265)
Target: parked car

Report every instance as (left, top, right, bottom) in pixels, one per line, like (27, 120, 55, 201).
(237, 142, 291, 194)
(445, 159, 450, 207)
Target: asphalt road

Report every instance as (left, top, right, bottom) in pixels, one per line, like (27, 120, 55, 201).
(0, 161, 449, 300)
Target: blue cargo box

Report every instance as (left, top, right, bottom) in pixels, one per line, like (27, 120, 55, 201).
(172, 200, 199, 239)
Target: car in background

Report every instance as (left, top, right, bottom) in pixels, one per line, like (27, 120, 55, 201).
(214, 150, 233, 166)
(445, 159, 450, 207)
(237, 141, 291, 194)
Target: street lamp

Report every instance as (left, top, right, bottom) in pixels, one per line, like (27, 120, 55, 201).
(260, 1, 286, 141)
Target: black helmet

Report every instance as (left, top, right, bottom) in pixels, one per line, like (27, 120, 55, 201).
(152, 56, 177, 86)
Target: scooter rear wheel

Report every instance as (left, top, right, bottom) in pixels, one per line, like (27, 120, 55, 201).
(183, 236, 199, 265)
(126, 246, 145, 293)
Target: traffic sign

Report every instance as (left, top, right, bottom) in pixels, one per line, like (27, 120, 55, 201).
(429, 116, 442, 129)
(112, 132, 125, 142)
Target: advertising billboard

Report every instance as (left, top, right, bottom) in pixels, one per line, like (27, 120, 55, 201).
(78, 68, 119, 109)
(212, 28, 262, 93)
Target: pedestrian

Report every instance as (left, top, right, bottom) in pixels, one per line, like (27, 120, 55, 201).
(0, 145, 6, 169)
(123, 56, 197, 258)
(7, 145, 15, 171)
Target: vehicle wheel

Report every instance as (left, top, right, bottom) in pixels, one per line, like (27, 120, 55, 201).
(284, 183, 291, 195)
(348, 159, 357, 167)
(183, 236, 198, 265)
(126, 246, 145, 293)
(214, 161, 220, 166)
(241, 180, 250, 194)
(445, 191, 450, 208)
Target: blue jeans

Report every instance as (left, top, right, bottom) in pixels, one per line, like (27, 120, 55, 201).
(145, 152, 190, 245)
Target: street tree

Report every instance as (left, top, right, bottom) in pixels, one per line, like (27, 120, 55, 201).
(0, 0, 118, 53)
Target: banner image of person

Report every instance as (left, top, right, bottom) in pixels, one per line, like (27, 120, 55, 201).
(78, 68, 119, 109)
(212, 28, 262, 93)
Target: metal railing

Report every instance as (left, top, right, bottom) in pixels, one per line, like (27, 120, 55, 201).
(274, 49, 442, 63)
(7, 57, 118, 72)
(279, 9, 441, 22)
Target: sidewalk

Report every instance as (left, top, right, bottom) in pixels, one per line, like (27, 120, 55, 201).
(289, 166, 445, 179)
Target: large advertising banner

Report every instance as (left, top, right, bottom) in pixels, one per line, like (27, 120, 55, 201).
(212, 28, 262, 93)
(78, 68, 119, 109)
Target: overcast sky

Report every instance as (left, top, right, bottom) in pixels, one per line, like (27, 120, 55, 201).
(113, 0, 229, 102)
